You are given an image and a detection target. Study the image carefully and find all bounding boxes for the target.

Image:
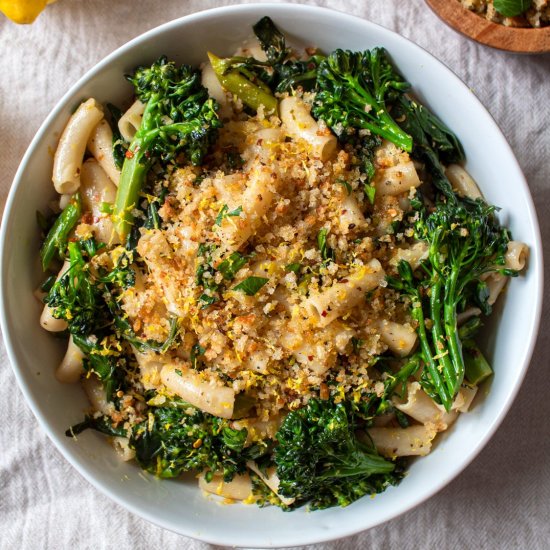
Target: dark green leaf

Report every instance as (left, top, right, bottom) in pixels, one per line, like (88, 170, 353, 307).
(217, 252, 248, 281)
(65, 414, 127, 438)
(233, 276, 269, 296)
(199, 293, 218, 308)
(253, 16, 289, 65)
(285, 263, 301, 274)
(493, 0, 532, 16)
(190, 343, 206, 370)
(317, 228, 335, 262)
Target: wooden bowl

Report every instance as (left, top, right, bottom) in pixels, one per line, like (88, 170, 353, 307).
(425, 0, 550, 53)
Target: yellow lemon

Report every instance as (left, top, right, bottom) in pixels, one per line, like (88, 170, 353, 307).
(0, 0, 55, 24)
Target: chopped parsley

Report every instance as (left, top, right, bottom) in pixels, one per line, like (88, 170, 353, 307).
(233, 276, 269, 296)
(215, 204, 243, 226)
(217, 252, 249, 281)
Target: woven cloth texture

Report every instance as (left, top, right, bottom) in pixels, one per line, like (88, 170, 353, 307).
(0, 1, 549, 548)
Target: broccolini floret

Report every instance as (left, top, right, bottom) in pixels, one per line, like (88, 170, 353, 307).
(274, 399, 401, 509)
(312, 48, 413, 153)
(387, 197, 517, 409)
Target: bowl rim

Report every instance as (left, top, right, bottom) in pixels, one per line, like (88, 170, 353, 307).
(0, 2, 544, 546)
(425, 0, 550, 53)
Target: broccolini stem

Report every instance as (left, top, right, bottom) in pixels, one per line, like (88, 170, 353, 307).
(463, 340, 493, 386)
(444, 268, 465, 395)
(113, 104, 203, 239)
(113, 144, 151, 239)
(411, 295, 453, 411)
(342, 78, 413, 152)
(40, 192, 81, 271)
(430, 277, 456, 401)
(208, 52, 278, 115)
(113, 95, 159, 239)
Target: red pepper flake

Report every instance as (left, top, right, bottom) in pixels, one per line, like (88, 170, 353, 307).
(125, 149, 134, 159)
(321, 310, 328, 317)
(308, 355, 314, 361)
(82, 212, 93, 224)
(340, 279, 349, 284)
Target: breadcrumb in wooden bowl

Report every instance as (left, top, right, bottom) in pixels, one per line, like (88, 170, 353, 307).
(425, 0, 550, 53)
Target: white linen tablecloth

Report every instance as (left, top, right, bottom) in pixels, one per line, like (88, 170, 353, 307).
(1, 1, 549, 548)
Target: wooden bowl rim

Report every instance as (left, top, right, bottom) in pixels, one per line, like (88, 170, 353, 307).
(425, 0, 550, 53)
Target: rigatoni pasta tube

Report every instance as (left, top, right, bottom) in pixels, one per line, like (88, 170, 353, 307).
(52, 98, 104, 194)
(376, 319, 417, 357)
(82, 374, 114, 415)
(504, 241, 528, 271)
(80, 158, 117, 244)
(87, 119, 121, 186)
(160, 363, 235, 418)
(486, 273, 507, 306)
(393, 382, 457, 431)
(368, 425, 437, 457)
(304, 259, 385, 327)
(454, 385, 478, 413)
(374, 160, 421, 196)
(390, 241, 428, 270)
(218, 164, 278, 249)
(338, 194, 366, 233)
(56, 334, 85, 383)
(280, 321, 354, 376)
(118, 99, 144, 142)
(112, 437, 136, 462)
(279, 96, 337, 161)
(198, 472, 252, 500)
(445, 164, 482, 200)
(247, 461, 295, 506)
(201, 62, 232, 120)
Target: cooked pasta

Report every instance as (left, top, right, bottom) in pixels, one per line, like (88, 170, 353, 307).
(52, 98, 104, 194)
(38, 17, 527, 512)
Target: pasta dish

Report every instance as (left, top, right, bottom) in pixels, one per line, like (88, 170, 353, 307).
(37, 17, 527, 509)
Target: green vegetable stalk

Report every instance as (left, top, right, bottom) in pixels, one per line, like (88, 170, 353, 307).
(387, 197, 516, 409)
(40, 192, 81, 271)
(207, 52, 279, 115)
(113, 57, 221, 239)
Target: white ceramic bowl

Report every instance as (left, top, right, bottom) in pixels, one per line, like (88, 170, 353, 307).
(0, 3, 543, 547)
